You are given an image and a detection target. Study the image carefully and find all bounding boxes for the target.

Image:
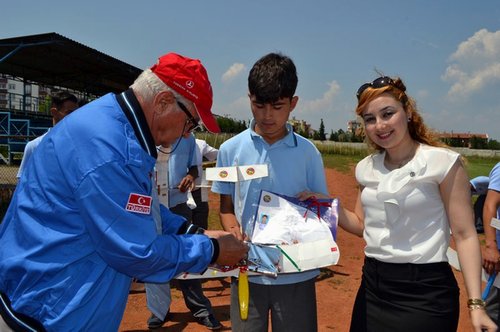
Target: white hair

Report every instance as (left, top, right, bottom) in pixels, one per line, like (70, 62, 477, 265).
(130, 69, 189, 105)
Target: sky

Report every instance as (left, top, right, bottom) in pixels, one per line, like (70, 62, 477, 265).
(1, 1, 500, 140)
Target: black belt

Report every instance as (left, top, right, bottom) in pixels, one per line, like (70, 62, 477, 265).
(0, 292, 46, 332)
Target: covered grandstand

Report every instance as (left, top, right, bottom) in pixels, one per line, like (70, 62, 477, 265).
(0, 32, 142, 166)
(0, 32, 142, 216)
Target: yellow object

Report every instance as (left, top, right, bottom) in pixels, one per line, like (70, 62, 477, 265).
(238, 268, 249, 320)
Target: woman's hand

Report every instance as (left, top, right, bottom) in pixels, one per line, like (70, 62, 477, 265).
(470, 308, 497, 332)
(296, 191, 330, 201)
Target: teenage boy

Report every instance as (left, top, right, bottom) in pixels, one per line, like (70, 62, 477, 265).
(211, 52, 329, 332)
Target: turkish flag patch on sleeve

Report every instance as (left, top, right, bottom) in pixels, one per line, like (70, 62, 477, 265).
(126, 193, 152, 214)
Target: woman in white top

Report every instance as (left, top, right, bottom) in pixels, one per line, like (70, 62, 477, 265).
(304, 76, 496, 331)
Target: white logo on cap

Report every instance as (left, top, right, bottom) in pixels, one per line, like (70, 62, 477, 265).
(186, 80, 194, 89)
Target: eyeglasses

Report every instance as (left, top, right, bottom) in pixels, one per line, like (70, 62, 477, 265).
(356, 76, 396, 100)
(176, 100, 200, 132)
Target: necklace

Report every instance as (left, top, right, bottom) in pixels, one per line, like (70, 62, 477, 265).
(394, 157, 411, 168)
(385, 143, 418, 169)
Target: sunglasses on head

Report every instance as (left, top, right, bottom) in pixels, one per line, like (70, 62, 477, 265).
(177, 100, 200, 132)
(356, 76, 397, 100)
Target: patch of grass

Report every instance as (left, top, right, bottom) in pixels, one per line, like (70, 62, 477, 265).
(321, 151, 498, 178)
(464, 156, 499, 178)
(199, 138, 500, 231)
(322, 154, 364, 173)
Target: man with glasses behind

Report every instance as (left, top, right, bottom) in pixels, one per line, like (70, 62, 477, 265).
(16, 90, 78, 179)
(146, 132, 222, 330)
(0, 53, 248, 332)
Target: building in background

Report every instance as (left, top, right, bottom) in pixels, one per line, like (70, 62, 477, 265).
(0, 74, 50, 113)
(347, 119, 363, 136)
(437, 131, 489, 148)
(289, 116, 313, 136)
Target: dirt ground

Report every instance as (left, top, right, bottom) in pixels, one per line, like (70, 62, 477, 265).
(119, 168, 474, 332)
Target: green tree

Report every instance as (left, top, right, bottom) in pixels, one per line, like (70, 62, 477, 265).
(298, 128, 309, 138)
(318, 119, 326, 141)
(488, 139, 500, 150)
(470, 136, 488, 149)
(329, 130, 336, 141)
(444, 137, 466, 147)
(216, 116, 247, 133)
(38, 95, 51, 115)
(351, 131, 364, 142)
(336, 129, 347, 142)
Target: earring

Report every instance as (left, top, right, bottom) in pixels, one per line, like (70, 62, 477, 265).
(407, 117, 411, 122)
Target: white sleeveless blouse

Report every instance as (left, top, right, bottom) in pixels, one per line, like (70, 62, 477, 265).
(355, 144, 460, 263)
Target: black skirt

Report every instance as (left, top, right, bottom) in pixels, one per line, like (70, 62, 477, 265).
(350, 257, 460, 332)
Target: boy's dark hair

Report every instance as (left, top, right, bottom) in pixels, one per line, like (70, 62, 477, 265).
(248, 53, 298, 104)
(51, 91, 78, 109)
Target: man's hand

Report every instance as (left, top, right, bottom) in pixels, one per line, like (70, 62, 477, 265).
(205, 230, 249, 266)
(483, 243, 500, 275)
(178, 174, 195, 192)
(226, 225, 245, 241)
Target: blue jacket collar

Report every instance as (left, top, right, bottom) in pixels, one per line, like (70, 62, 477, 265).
(116, 89, 157, 159)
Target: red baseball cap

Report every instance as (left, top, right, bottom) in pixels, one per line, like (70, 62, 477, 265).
(151, 53, 220, 133)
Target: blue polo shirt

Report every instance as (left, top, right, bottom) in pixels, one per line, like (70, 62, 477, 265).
(211, 120, 328, 285)
(488, 163, 500, 247)
(166, 133, 197, 208)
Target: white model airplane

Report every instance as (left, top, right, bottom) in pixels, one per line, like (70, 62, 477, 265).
(176, 164, 340, 280)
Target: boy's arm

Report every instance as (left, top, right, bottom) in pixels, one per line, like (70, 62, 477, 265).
(482, 189, 500, 275)
(483, 163, 500, 275)
(219, 194, 244, 241)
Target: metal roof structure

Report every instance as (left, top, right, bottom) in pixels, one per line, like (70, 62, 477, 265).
(0, 32, 141, 95)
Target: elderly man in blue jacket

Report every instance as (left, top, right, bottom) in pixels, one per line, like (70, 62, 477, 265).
(0, 53, 247, 332)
